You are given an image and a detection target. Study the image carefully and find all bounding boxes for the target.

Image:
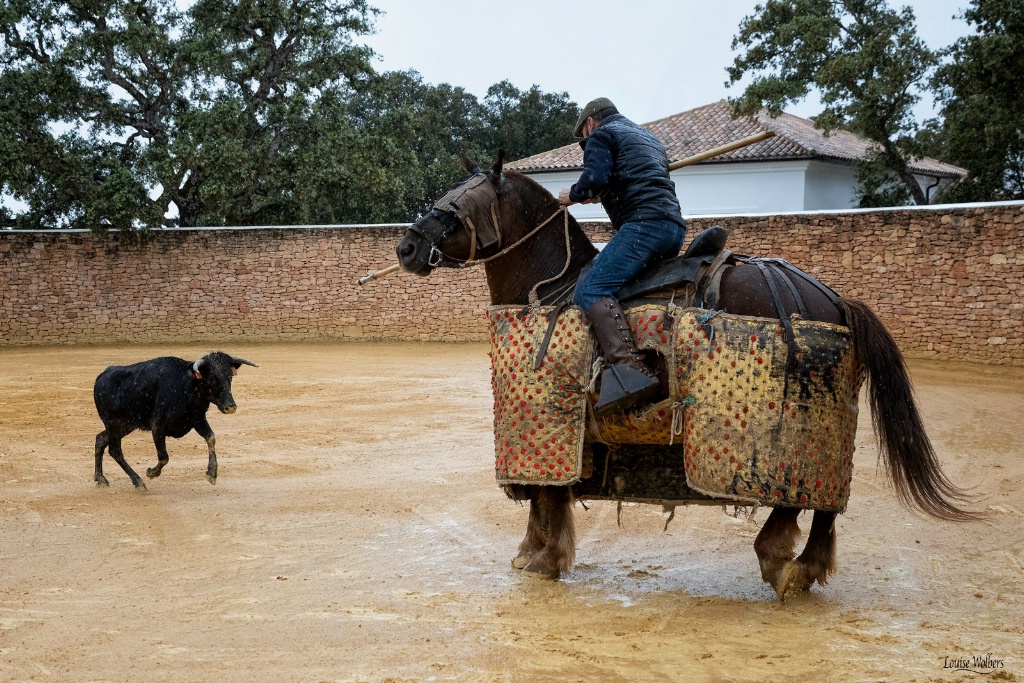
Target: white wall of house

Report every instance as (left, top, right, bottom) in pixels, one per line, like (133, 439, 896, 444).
(522, 159, 864, 219)
(675, 160, 814, 215)
(803, 160, 860, 210)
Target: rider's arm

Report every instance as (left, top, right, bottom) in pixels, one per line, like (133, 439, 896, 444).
(569, 130, 613, 203)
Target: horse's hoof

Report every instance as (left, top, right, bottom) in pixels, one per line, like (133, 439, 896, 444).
(775, 560, 811, 601)
(521, 567, 559, 580)
(206, 474, 217, 485)
(512, 552, 536, 570)
(521, 558, 559, 580)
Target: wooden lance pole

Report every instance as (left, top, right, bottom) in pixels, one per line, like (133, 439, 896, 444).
(355, 129, 776, 285)
(668, 130, 776, 171)
(357, 263, 401, 286)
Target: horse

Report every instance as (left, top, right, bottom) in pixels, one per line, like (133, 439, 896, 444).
(395, 152, 975, 600)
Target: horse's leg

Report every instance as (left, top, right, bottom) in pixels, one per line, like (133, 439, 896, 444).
(512, 485, 547, 569)
(776, 511, 837, 600)
(753, 507, 801, 596)
(522, 486, 575, 580)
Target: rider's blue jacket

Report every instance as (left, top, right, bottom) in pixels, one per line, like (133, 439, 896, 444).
(568, 113, 686, 231)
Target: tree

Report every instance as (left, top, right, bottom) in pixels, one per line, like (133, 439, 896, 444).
(480, 81, 579, 163)
(0, 0, 183, 229)
(1, 2, 580, 229)
(930, 0, 1024, 202)
(286, 70, 487, 224)
(178, 0, 377, 226)
(727, 0, 938, 206)
(0, 0, 377, 229)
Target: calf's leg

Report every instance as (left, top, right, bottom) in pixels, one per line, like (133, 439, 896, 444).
(194, 419, 217, 484)
(107, 436, 147, 491)
(146, 433, 170, 478)
(94, 431, 110, 486)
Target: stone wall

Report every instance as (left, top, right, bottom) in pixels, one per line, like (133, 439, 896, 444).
(1, 202, 1021, 365)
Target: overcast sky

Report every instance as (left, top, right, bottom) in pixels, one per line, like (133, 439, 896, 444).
(361, 0, 973, 125)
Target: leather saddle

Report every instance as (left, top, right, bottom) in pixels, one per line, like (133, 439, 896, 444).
(616, 225, 730, 304)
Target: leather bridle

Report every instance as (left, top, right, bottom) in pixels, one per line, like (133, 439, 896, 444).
(407, 173, 567, 272)
(407, 207, 468, 269)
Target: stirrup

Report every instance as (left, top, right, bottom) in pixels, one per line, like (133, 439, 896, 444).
(594, 364, 659, 417)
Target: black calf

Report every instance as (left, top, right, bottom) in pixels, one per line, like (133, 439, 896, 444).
(93, 351, 257, 490)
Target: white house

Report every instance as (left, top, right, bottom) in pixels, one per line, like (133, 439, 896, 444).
(505, 100, 966, 219)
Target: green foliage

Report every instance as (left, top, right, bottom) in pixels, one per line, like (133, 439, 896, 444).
(727, 0, 938, 205)
(0, 0, 379, 230)
(284, 71, 486, 225)
(0, 1, 580, 230)
(931, 0, 1024, 202)
(481, 81, 579, 163)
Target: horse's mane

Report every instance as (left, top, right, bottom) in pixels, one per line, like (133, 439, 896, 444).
(501, 169, 587, 236)
(482, 168, 596, 306)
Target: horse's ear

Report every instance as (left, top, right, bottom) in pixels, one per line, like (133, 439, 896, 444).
(460, 153, 481, 175)
(491, 149, 505, 176)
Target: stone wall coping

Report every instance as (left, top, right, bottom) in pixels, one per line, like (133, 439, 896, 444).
(0, 223, 411, 234)
(682, 199, 1024, 221)
(2, 200, 1021, 235)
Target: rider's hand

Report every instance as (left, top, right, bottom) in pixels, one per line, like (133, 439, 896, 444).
(557, 188, 575, 206)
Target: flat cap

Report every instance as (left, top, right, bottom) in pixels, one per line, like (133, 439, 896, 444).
(574, 97, 618, 137)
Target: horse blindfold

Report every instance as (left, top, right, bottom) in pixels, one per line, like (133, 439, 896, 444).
(433, 174, 502, 252)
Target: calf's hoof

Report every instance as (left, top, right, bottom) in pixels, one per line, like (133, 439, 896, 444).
(206, 473, 217, 485)
(95, 475, 110, 486)
(145, 467, 161, 478)
(133, 481, 148, 492)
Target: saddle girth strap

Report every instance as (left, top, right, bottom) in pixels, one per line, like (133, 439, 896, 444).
(766, 261, 808, 319)
(695, 249, 733, 309)
(752, 259, 794, 341)
(751, 259, 800, 400)
(762, 258, 844, 315)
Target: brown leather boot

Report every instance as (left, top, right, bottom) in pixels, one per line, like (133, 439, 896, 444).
(586, 298, 660, 416)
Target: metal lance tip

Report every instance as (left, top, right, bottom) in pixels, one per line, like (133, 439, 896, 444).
(357, 263, 401, 286)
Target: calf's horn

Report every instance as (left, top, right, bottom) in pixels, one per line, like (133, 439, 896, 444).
(192, 359, 203, 375)
(231, 357, 259, 368)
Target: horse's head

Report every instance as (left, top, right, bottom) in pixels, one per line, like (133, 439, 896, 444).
(397, 152, 506, 276)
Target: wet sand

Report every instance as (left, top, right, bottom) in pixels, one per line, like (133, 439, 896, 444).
(1, 343, 1021, 682)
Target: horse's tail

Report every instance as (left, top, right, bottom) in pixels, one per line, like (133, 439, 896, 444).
(840, 298, 978, 521)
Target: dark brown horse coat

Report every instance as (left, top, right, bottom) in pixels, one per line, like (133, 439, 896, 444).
(396, 153, 975, 599)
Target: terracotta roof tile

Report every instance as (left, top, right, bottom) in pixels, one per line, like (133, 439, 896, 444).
(506, 100, 965, 178)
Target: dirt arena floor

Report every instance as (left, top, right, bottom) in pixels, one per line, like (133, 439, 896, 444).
(1, 342, 1022, 682)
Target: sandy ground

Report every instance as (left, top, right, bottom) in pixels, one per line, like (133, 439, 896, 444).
(1, 342, 1022, 683)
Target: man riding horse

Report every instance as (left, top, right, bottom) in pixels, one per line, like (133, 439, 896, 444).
(557, 97, 687, 416)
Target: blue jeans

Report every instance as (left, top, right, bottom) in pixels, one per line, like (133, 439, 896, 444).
(574, 219, 687, 312)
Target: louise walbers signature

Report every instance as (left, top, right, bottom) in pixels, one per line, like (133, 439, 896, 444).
(942, 654, 1006, 674)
